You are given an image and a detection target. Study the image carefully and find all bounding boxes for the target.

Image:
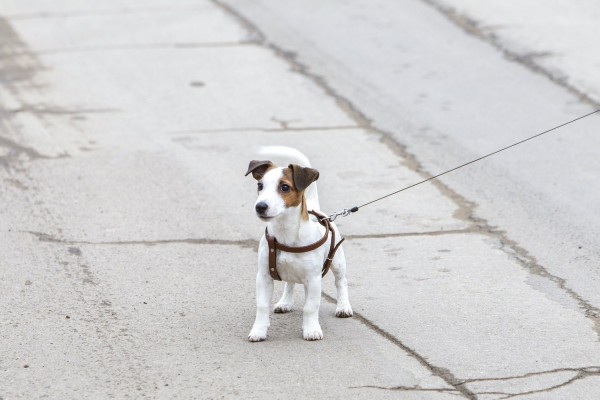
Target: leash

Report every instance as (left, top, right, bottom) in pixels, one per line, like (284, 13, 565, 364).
(326, 109, 600, 222)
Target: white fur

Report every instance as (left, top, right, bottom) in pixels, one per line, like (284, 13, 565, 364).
(248, 146, 353, 342)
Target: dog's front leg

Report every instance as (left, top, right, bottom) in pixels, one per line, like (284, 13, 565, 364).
(248, 269, 273, 342)
(249, 242, 273, 342)
(302, 276, 323, 341)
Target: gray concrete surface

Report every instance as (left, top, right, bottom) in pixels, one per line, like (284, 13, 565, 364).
(427, 0, 600, 105)
(1, 1, 599, 399)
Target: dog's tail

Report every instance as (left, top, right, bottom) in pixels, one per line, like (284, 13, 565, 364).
(257, 146, 320, 211)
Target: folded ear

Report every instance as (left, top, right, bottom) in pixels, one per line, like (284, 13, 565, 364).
(245, 160, 274, 180)
(289, 164, 319, 192)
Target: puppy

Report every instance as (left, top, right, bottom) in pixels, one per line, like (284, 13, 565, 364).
(245, 146, 352, 341)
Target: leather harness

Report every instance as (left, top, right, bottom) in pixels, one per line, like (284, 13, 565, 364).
(264, 210, 345, 281)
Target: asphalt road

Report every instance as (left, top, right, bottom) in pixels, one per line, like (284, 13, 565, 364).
(1, 1, 600, 399)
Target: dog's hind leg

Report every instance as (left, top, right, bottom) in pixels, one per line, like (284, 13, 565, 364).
(330, 247, 353, 318)
(274, 282, 295, 313)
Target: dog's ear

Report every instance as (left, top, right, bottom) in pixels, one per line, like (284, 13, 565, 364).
(289, 164, 319, 192)
(245, 160, 274, 180)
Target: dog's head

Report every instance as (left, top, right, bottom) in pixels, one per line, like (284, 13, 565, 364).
(245, 160, 319, 221)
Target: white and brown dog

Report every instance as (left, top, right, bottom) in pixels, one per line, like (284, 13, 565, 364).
(245, 146, 352, 342)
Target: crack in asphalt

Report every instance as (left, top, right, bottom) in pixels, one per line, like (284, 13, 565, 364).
(420, 0, 600, 109)
(320, 292, 476, 399)
(167, 125, 362, 135)
(23, 42, 252, 56)
(350, 385, 463, 396)
(349, 366, 600, 398)
(25, 231, 259, 249)
(459, 366, 600, 399)
(210, 1, 266, 45)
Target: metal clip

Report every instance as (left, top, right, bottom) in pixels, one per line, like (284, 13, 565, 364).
(328, 208, 353, 222)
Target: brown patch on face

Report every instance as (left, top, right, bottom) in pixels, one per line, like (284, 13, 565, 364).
(281, 167, 309, 220)
(300, 195, 308, 220)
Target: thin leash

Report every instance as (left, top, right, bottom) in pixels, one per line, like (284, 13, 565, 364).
(325, 109, 600, 222)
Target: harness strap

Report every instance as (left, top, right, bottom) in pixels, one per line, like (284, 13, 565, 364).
(272, 214, 330, 253)
(265, 210, 344, 281)
(322, 237, 345, 278)
(265, 233, 282, 281)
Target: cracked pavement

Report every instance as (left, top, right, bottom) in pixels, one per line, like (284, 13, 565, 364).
(1, 1, 600, 399)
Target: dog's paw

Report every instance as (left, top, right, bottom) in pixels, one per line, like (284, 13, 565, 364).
(248, 327, 268, 342)
(335, 304, 353, 318)
(273, 303, 293, 313)
(303, 325, 323, 341)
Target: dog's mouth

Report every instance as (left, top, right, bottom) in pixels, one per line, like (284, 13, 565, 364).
(258, 215, 274, 221)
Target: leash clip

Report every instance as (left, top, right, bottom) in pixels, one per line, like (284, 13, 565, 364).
(327, 206, 359, 222)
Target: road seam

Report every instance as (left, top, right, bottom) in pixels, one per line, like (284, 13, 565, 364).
(24, 231, 259, 249)
(23, 42, 252, 56)
(167, 125, 362, 135)
(321, 292, 477, 399)
(458, 366, 600, 399)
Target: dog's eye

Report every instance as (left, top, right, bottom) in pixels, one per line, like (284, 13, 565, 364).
(280, 184, 290, 192)
(257, 182, 263, 191)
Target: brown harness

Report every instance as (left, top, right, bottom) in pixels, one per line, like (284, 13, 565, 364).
(264, 210, 345, 281)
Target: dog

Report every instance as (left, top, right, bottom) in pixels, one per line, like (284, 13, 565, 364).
(245, 146, 353, 341)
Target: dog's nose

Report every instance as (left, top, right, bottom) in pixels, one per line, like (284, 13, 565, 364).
(255, 202, 268, 214)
